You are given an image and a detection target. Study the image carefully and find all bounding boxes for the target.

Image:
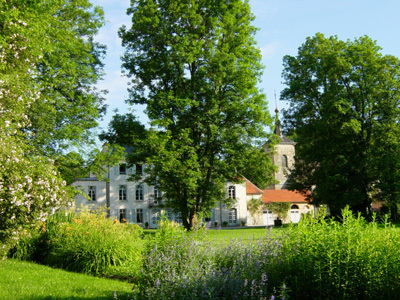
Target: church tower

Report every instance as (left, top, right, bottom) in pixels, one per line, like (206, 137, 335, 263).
(270, 108, 296, 190)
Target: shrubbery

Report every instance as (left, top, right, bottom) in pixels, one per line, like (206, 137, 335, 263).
(136, 219, 287, 300)
(269, 208, 400, 299)
(9, 207, 144, 281)
(136, 208, 400, 300)
(9, 207, 400, 299)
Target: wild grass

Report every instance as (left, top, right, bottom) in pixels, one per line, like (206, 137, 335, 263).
(0, 259, 133, 300)
(137, 208, 400, 300)
(9, 207, 144, 281)
(7, 207, 400, 300)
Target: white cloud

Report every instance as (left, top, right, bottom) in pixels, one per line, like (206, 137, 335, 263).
(259, 42, 280, 59)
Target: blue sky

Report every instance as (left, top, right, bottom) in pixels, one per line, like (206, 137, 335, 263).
(91, 0, 400, 133)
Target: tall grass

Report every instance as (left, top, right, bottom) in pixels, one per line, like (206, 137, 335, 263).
(270, 207, 400, 299)
(137, 220, 287, 300)
(136, 208, 400, 300)
(9, 207, 144, 281)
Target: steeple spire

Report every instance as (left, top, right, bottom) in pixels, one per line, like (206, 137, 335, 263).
(274, 90, 282, 137)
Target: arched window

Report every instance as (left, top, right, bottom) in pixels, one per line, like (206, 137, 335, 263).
(228, 186, 236, 199)
(291, 204, 299, 209)
(282, 155, 288, 168)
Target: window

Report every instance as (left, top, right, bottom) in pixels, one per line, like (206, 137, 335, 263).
(291, 204, 299, 209)
(136, 208, 143, 223)
(88, 186, 96, 201)
(119, 185, 127, 201)
(135, 185, 144, 201)
(119, 209, 126, 223)
(228, 208, 237, 224)
(228, 186, 236, 199)
(119, 164, 126, 175)
(154, 186, 162, 201)
(136, 164, 143, 176)
(282, 155, 288, 168)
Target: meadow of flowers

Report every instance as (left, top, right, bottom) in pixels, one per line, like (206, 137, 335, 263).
(9, 207, 400, 300)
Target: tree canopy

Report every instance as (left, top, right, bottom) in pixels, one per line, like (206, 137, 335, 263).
(0, 0, 106, 256)
(282, 33, 400, 217)
(116, 0, 274, 230)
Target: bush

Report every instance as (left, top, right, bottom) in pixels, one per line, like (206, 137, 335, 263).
(136, 207, 400, 300)
(136, 219, 287, 299)
(266, 207, 400, 299)
(10, 207, 144, 281)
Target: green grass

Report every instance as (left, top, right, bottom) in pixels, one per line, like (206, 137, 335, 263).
(0, 259, 134, 300)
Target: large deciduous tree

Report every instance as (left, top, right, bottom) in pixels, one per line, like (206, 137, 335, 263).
(117, 0, 274, 230)
(0, 0, 106, 256)
(282, 34, 400, 217)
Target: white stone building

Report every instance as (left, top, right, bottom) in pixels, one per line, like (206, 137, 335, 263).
(72, 114, 313, 227)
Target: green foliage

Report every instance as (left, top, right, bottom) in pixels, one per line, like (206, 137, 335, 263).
(282, 33, 400, 216)
(0, 0, 106, 254)
(10, 208, 144, 280)
(247, 198, 264, 216)
(87, 143, 127, 181)
(268, 202, 291, 220)
(268, 207, 400, 299)
(145, 215, 186, 253)
(137, 208, 400, 299)
(138, 223, 286, 300)
(115, 0, 274, 230)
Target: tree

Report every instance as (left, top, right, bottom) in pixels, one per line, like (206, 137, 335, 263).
(267, 202, 290, 221)
(281, 34, 400, 216)
(117, 0, 274, 230)
(0, 0, 105, 256)
(24, 0, 107, 157)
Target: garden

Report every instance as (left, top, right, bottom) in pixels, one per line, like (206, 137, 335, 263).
(1, 207, 400, 300)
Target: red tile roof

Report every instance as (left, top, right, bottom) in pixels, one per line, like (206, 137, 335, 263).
(245, 178, 264, 194)
(262, 189, 309, 203)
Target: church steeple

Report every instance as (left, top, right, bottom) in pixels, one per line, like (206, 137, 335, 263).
(274, 107, 282, 137)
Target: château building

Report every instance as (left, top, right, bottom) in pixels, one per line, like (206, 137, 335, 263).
(72, 112, 313, 227)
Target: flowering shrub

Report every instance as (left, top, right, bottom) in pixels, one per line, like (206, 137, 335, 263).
(0, 136, 71, 258)
(136, 208, 400, 300)
(137, 219, 287, 299)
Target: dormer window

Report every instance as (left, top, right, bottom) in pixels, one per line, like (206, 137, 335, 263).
(119, 164, 127, 175)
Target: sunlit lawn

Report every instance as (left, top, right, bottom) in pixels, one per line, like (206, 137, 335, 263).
(0, 259, 134, 300)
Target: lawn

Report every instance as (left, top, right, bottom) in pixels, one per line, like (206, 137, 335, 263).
(0, 259, 134, 300)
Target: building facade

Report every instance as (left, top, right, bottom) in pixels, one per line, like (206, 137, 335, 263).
(73, 114, 313, 227)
